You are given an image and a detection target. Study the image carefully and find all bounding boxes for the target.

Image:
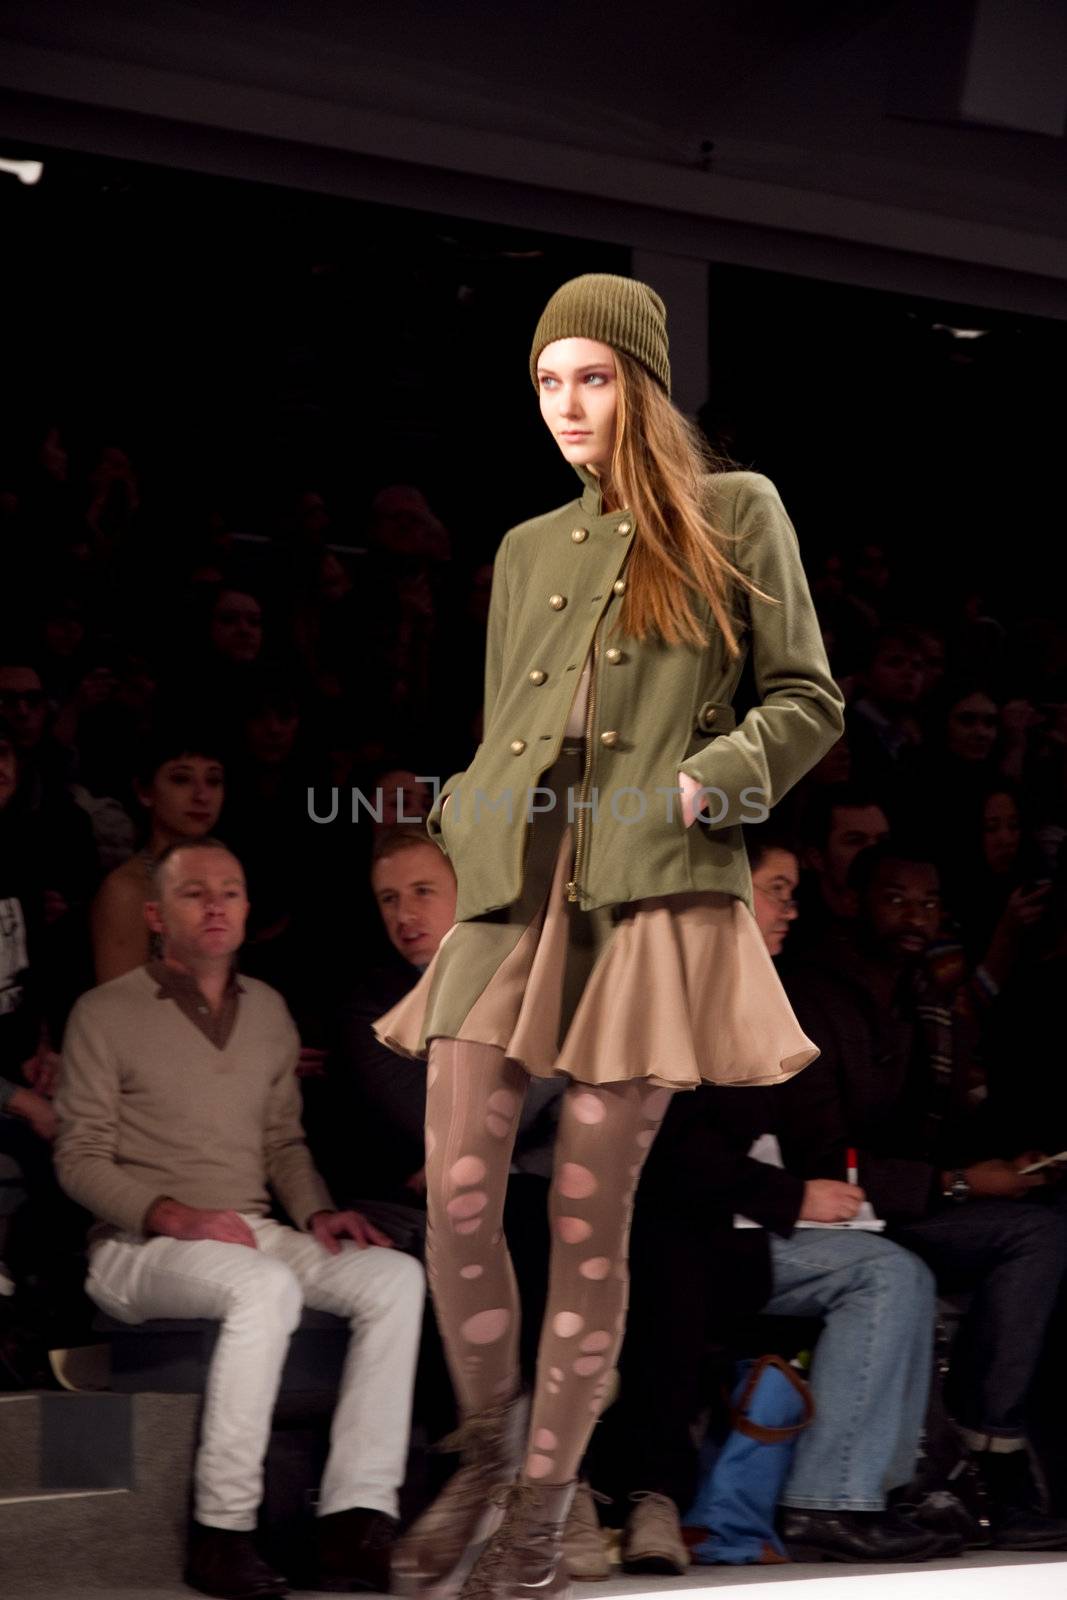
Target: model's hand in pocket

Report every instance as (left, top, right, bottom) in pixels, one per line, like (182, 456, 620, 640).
(678, 770, 707, 829)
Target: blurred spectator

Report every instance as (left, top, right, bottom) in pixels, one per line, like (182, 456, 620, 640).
(209, 584, 265, 669)
(845, 626, 926, 801)
(940, 781, 1052, 986)
(0, 716, 87, 1327)
(91, 727, 226, 983)
(786, 785, 890, 963)
(0, 662, 99, 1007)
(783, 840, 1067, 1551)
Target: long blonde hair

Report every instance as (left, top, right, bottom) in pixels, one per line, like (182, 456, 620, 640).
(607, 353, 775, 653)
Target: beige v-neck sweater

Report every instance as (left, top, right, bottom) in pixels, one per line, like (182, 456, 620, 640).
(55, 966, 332, 1238)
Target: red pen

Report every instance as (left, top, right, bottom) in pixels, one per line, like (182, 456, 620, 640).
(847, 1148, 859, 1186)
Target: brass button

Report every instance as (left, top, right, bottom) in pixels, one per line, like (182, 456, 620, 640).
(704, 708, 717, 725)
(617, 521, 632, 536)
(510, 739, 527, 755)
(605, 647, 623, 664)
(612, 579, 626, 596)
(571, 527, 588, 544)
(600, 730, 619, 749)
(549, 593, 567, 611)
(528, 669, 547, 685)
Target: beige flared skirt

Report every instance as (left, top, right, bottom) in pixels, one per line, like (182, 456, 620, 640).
(374, 745, 819, 1092)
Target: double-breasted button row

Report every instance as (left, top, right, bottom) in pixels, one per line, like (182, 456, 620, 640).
(549, 593, 567, 610)
(510, 739, 526, 755)
(605, 647, 624, 664)
(528, 669, 547, 685)
(571, 527, 588, 544)
(600, 730, 619, 748)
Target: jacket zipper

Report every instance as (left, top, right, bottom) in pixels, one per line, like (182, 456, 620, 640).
(566, 630, 600, 903)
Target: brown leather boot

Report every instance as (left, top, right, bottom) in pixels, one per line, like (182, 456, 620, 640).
(392, 1395, 525, 1595)
(457, 1481, 577, 1600)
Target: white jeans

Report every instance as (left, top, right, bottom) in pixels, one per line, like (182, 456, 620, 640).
(87, 1216, 425, 1530)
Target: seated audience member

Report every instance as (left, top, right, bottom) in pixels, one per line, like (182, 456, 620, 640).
(844, 626, 926, 801)
(898, 680, 1007, 864)
(91, 728, 225, 983)
(577, 835, 946, 1572)
(0, 715, 85, 1317)
(783, 840, 1067, 1550)
(323, 828, 559, 1372)
(787, 785, 890, 961)
(939, 781, 1052, 992)
(0, 661, 99, 993)
(55, 838, 424, 1599)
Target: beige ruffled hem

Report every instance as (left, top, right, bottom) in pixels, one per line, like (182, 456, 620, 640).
(374, 822, 818, 1092)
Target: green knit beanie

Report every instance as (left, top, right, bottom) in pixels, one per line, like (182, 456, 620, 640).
(529, 273, 671, 396)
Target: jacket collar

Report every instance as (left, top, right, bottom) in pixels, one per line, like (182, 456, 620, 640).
(573, 462, 605, 518)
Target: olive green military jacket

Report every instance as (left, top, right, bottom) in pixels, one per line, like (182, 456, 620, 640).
(428, 467, 844, 920)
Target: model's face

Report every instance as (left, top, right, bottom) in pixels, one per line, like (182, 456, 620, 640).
(818, 805, 891, 893)
(983, 791, 1021, 874)
(145, 846, 248, 964)
(371, 843, 457, 967)
(536, 338, 618, 476)
(864, 860, 941, 962)
(139, 754, 224, 839)
(947, 693, 998, 762)
(751, 848, 800, 958)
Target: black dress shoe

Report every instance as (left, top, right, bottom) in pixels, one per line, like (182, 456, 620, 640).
(890, 1484, 991, 1550)
(974, 1450, 1067, 1551)
(779, 1508, 951, 1563)
(185, 1523, 289, 1599)
(316, 1506, 398, 1592)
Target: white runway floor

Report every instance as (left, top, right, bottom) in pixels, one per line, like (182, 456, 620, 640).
(29, 1554, 1067, 1600)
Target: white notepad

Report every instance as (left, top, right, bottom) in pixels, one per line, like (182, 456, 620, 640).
(732, 1134, 886, 1232)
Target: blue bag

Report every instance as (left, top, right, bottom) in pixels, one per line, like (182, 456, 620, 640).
(682, 1354, 815, 1565)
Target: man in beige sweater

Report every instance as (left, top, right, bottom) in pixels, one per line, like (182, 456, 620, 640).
(55, 838, 424, 1600)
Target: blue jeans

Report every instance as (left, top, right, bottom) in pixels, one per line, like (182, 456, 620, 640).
(767, 1230, 936, 1511)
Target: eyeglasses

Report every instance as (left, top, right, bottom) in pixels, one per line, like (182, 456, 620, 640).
(755, 883, 798, 908)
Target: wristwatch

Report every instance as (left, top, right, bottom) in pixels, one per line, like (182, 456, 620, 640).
(943, 1170, 971, 1203)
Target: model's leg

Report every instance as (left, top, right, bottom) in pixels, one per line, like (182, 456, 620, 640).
(394, 1036, 530, 1594)
(423, 1037, 530, 1412)
(458, 1079, 673, 1600)
(524, 1079, 672, 1482)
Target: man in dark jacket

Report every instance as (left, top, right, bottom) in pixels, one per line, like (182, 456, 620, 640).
(784, 839, 1067, 1551)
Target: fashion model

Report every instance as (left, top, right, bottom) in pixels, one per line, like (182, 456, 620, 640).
(376, 273, 845, 1599)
